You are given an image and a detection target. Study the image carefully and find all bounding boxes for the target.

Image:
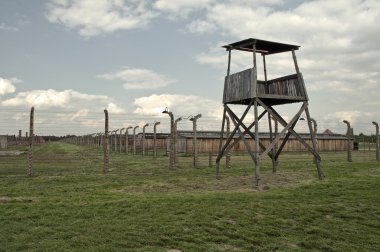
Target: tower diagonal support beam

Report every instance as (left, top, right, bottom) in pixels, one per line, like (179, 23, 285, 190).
(225, 105, 271, 157)
(266, 102, 321, 161)
(217, 109, 267, 164)
(226, 108, 258, 164)
(257, 98, 324, 180)
(305, 107, 324, 179)
(274, 119, 298, 161)
(256, 99, 307, 158)
(216, 100, 254, 165)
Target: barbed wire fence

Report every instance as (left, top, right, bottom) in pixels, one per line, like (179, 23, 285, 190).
(0, 108, 379, 177)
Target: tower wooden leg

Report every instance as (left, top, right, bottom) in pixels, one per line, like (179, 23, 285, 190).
(268, 114, 276, 173)
(305, 106, 324, 180)
(216, 107, 227, 179)
(254, 99, 260, 186)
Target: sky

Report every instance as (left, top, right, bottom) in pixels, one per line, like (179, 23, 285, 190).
(0, 0, 379, 136)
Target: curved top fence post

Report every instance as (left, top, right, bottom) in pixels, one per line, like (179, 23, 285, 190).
(103, 109, 109, 173)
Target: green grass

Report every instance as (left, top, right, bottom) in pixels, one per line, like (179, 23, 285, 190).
(0, 142, 379, 251)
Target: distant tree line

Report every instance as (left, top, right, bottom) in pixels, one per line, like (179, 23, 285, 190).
(355, 133, 377, 142)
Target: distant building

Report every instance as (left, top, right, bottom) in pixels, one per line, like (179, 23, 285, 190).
(175, 130, 348, 153)
(112, 130, 350, 154)
(322, 129, 334, 135)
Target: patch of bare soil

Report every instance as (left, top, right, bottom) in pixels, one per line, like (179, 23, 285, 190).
(0, 151, 25, 156)
(0, 196, 36, 203)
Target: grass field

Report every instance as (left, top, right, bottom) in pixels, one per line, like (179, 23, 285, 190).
(1, 142, 379, 251)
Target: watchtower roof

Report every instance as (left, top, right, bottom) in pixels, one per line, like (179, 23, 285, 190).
(222, 38, 300, 55)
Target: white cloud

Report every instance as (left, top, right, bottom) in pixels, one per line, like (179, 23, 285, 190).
(0, 88, 127, 135)
(46, 0, 157, 37)
(45, 109, 104, 133)
(1, 89, 113, 109)
(154, 0, 213, 18)
(0, 23, 19, 31)
(2, 89, 69, 107)
(186, 19, 216, 34)
(0, 78, 17, 95)
(106, 102, 125, 113)
(70, 109, 89, 121)
(8, 78, 23, 84)
(99, 67, 176, 90)
(133, 94, 222, 118)
(195, 0, 380, 45)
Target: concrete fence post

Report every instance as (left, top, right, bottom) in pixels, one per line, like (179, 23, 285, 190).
(94, 134, 97, 148)
(373, 121, 379, 161)
(27, 107, 34, 176)
(125, 126, 132, 154)
(153, 122, 160, 159)
(109, 131, 112, 149)
(103, 109, 109, 173)
(162, 108, 175, 169)
(310, 118, 318, 164)
(99, 133, 103, 148)
(98, 133, 102, 148)
(111, 130, 115, 150)
(343, 120, 352, 162)
(174, 117, 182, 165)
(119, 128, 125, 152)
(190, 114, 202, 168)
(133, 126, 139, 155)
(142, 123, 149, 156)
(114, 129, 120, 152)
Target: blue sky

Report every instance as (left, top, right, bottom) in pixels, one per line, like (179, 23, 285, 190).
(0, 0, 379, 135)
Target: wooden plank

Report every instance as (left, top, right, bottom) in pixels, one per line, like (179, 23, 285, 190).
(257, 94, 305, 100)
(224, 68, 253, 103)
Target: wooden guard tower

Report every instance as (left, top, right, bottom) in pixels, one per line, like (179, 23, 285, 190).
(215, 38, 324, 186)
